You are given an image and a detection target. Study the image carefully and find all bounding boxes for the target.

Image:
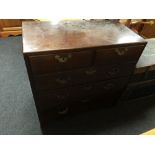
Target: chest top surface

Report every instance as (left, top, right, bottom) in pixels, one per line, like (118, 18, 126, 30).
(22, 20, 145, 53)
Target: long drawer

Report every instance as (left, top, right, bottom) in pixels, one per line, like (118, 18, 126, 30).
(36, 77, 129, 111)
(68, 77, 129, 104)
(37, 89, 127, 121)
(95, 45, 145, 65)
(33, 63, 135, 91)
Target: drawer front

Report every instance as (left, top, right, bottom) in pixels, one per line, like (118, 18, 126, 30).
(38, 91, 121, 122)
(29, 50, 93, 75)
(36, 89, 69, 110)
(34, 63, 135, 91)
(95, 45, 145, 65)
(69, 77, 128, 100)
(68, 88, 124, 113)
(38, 90, 122, 121)
(69, 84, 95, 101)
(94, 77, 129, 95)
(91, 63, 135, 81)
(36, 77, 128, 119)
(33, 69, 88, 91)
(36, 84, 95, 107)
(69, 93, 120, 115)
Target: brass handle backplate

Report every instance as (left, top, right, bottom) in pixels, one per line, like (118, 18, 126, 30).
(56, 77, 70, 84)
(55, 94, 66, 100)
(81, 98, 90, 103)
(55, 54, 72, 63)
(83, 86, 93, 91)
(115, 48, 128, 56)
(108, 67, 120, 76)
(58, 107, 69, 115)
(85, 68, 96, 75)
(104, 83, 114, 90)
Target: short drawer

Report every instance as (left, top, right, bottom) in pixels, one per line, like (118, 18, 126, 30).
(95, 45, 145, 65)
(28, 50, 93, 75)
(33, 63, 135, 91)
(91, 63, 135, 81)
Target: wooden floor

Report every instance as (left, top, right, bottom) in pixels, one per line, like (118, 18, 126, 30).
(142, 128, 155, 135)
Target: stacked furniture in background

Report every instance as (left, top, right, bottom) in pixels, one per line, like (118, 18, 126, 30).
(119, 19, 155, 38)
(0, 19, 34, 37)
(122, 38, 155, 101)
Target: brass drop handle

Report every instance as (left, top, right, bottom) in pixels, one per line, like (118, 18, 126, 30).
(85, 68, 96, 75)
(115, 48, 128, 56)
(54, 54, 72, 63)
(108, 67, 120, 76)
(56, 77, 70, 84)
(58, 107, 69, 115)
(81, 98, 89, 103)
(104, 83, 114, 90)
(83, 86, 93, 91)
(55, 94, 66, 100)
(131, 20, 154, 25)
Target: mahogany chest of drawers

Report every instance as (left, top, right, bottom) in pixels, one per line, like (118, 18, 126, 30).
(22, 20, 147, 129)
